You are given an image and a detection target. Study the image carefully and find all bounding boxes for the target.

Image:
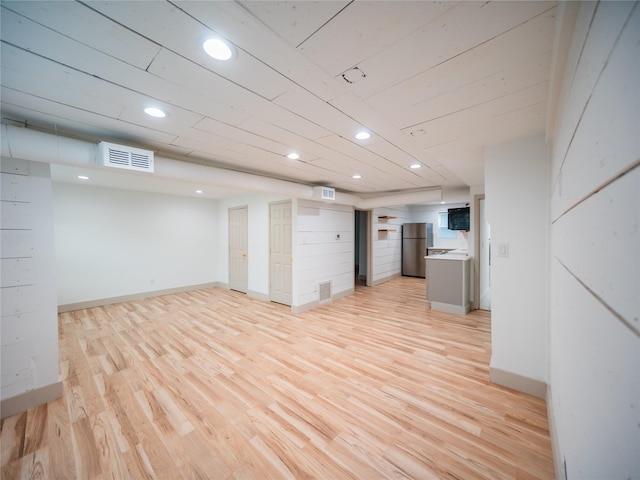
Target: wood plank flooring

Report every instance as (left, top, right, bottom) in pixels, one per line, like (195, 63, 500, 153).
(1, 277, 554, 479)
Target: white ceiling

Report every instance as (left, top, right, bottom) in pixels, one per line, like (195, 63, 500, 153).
(0, 0, 557, 198)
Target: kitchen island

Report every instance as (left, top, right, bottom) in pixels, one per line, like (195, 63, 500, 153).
(425, 254, 472, 314)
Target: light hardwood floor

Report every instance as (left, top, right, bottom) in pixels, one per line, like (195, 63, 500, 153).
(1, 277, 554, 479)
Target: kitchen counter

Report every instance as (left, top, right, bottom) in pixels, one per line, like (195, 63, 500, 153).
(425, 253, 469, 261)
(425, 255, 472, 314)
(427, 247, 454, 255)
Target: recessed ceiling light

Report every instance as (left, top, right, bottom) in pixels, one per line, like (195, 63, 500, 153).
(144, 107, 166, 118)
(196, 189, 203, 194)
(355, 131, 370, 140)
(77, 175, 90, 180)
(440, 201, 446, 204)
(410, 163, 421, 169)
(287, 153, 300, 160)
(203, 38, 233, 61)
(352, 174, 362, 179)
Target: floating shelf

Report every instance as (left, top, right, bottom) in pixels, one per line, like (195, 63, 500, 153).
(378, 228, 397, 232)
(378, 215, 397, 219)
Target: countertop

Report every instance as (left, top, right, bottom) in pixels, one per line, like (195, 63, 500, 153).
(425, 253, 471, 261)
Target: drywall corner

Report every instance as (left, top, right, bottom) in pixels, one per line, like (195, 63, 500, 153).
(546, 386, 564, 480)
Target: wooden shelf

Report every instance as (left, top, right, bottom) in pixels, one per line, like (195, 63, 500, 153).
(378, 215, 397, 239)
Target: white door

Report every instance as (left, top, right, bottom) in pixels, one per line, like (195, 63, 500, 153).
(479, 198, 491, 310)
(270, 201, 292, 306)
(229, 206, 248, 293)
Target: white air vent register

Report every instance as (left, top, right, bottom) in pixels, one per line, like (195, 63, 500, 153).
(321, 186, 336, 200)
(98, 141, 154, 173)
(319, 281, 332, 303)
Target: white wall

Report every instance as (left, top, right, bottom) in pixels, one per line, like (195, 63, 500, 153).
(1, 159, 60, 412)
(485, 133, 550, 394)
(296, 199, 354, 307)
(52, 183, 219, 306)
(371, 206, 410, 284)
(547, 2, 639, 478)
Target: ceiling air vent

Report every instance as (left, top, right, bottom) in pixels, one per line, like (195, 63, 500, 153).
(321, 186, 335, 200)
(98, 141, 154, 173)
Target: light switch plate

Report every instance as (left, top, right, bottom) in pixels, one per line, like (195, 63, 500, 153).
(498, 243, 509, 257)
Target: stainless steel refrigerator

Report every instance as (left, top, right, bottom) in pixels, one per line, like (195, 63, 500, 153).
(402, 223, 433, 278)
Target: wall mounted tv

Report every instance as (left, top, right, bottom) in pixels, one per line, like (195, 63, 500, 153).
(448, 207, 470, 231)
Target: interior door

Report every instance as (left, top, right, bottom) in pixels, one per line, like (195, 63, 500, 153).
(270, 201, 292, 306)
(479, 198, 491, 310)
(354, 210, 371, 286)
(229, 206, 248, 293)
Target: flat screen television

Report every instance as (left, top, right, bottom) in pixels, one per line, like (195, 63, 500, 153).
(448, 207, 470, 231)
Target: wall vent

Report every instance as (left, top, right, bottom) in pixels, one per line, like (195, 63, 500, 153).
(98, 141, 154, 173)
(319, 281, 332, 303)
(321, 186, 335, 200)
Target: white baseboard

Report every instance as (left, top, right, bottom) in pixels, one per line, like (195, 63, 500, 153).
(248, 290, 270, 302)
(372, 272, 401, 286)
(489, 366, 547, 399)
(218, 283, 270, 302)
(58, 282, 278, 313)
(58, 282, 221, 312)
(430, 300, 471, 315)
(1, 380, 63, 419)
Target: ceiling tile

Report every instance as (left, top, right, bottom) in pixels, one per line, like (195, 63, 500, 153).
(365, 9, 556, 130)
(298, 1, 455, 76)
(1, 46, 126, 118)
(328, 2, 556, 99)
(240, 1, 350, 47)
(1, 1, 160, 68)
(86, 0, 292, 101)
(176, 0, 344, 102)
